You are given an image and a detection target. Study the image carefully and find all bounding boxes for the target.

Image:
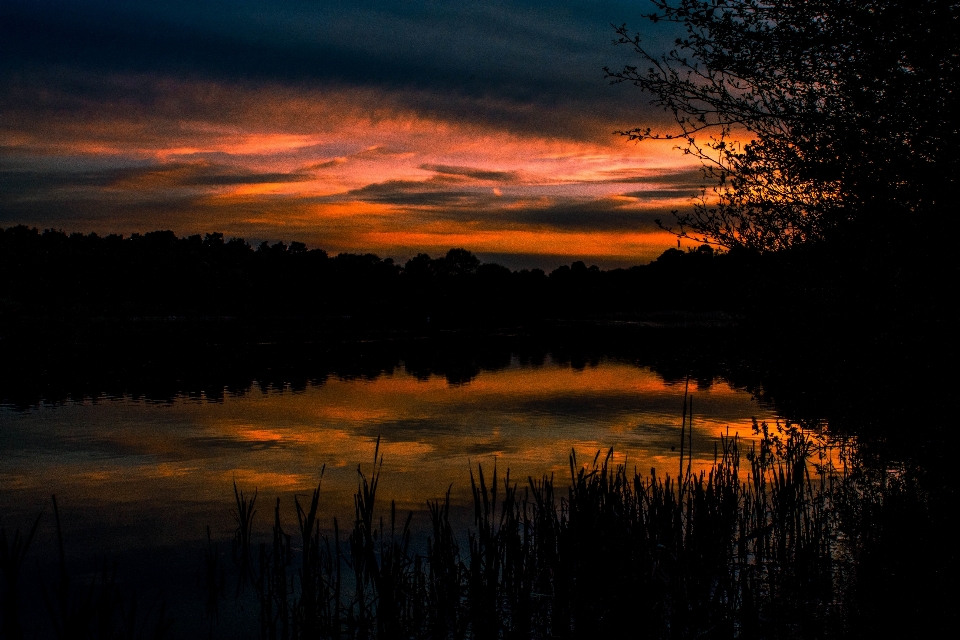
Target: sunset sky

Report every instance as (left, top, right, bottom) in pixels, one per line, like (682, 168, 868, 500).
(1, 0, 706, 269)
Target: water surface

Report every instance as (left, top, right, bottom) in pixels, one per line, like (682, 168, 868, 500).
(2, 355, 777, 537)
(0, 354, 777, 635)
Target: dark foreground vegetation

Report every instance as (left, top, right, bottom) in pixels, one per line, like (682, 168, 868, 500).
(0, 497, 173, 640)
(3, 426, 953, 639)
(211, 431, 952, 639)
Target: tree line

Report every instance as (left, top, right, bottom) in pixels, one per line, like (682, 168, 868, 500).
(1, 226, 768, 325)
(2, 224, 939, 341)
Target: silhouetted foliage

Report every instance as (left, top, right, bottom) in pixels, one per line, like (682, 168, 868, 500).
(608, 0, 959, 254)
(3, 421, 951, 638)
(181, 427, 952, 638)
(0, 497, 172, 640)
(0, 227, 743, 328)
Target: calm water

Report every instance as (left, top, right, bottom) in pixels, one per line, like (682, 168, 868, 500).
(1, 356, 776, 521)
(0, 354, 778, 635)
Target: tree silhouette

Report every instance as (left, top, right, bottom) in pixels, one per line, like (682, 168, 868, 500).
(440, 248, 481, 277)
(403, 253, 438, 280)
(608, 0, 959, 253)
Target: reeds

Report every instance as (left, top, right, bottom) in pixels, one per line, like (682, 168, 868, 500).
(211, 425, 876, 639)
(2, 426, 934, 638)
(0, 506, 42, 639)
(0, 495, 172, 640)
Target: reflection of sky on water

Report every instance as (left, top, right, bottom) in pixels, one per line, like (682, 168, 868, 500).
(1, 358, 777, 545)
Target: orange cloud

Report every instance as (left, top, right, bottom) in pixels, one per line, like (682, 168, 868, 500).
(3, 76, 702, 266)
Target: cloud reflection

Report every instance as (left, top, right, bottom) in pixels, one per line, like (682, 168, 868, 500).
(1, 360, 776, 526)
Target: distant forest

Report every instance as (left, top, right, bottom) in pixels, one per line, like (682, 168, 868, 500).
(0, 225, 943, 333)
(0, 226, 747, 324)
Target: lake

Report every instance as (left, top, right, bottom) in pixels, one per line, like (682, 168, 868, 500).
(1, 340, 781, 637)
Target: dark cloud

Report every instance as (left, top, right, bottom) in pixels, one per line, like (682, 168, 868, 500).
(399, 196, 667, 232)
(173, 144, 347, 164)
(306, 159, 347, 170)
(1, 169, 126, 194)
(182, 171, 308, 186)
(335, 180, 481, 207)
(623, 189, 700, 199)
(595, 167, 707, 185)
(315, 173, 675, 232)
(0, 193, 209, 232)
(0, 1, 669, 140)
(300, 148, 413, 172)
(120, 162, 313, 187)
(420, 164, 521, 183)
(323, 175, 669, 231)
(501, 199, 666, 232)
(0, 162, 312, 200)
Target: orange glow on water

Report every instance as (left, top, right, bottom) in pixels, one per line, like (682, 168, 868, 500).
(0, 359, 791, 562)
